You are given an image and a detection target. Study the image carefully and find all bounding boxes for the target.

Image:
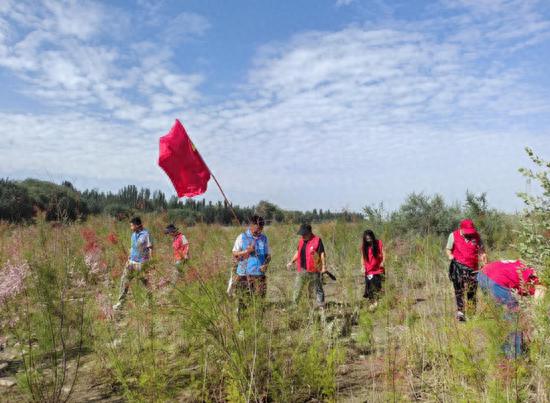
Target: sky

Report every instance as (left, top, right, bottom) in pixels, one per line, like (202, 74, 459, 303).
(1, 0, 549, 212)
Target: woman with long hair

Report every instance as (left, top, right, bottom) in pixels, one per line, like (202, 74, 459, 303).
(361, 229, 385, 304)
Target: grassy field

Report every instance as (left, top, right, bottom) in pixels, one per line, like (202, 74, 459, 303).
(0, 215, 549, 402)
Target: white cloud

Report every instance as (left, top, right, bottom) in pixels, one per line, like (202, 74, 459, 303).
(164, 12, 211, 43)
(0, 0, 549, 211)
(336, 0, 356, 7)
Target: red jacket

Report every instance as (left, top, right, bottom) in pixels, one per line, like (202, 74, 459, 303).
(296, 235, 321, 273)
(362, 240, 384, 275)
(482, 260, 538, 295)
(452, 230, 481, 270)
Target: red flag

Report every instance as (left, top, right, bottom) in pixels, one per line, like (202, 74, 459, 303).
(158, 119, 211, 197)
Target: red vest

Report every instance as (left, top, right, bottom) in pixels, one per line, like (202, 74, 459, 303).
(296, 236, 321, 273)
(173, 233, 189, 261)
(452, 230, 481, 270)
(362, 240, 384, 275)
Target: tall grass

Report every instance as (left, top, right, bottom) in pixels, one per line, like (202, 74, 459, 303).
(0, 214, 548, 402)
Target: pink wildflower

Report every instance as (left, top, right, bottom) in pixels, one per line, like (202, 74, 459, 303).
(0, 260, 30, 305)
(84, 250, 105, 275)
(107, 232, 118, 245)
(95, 293, 114, 320)
(81, 228, 100, 253)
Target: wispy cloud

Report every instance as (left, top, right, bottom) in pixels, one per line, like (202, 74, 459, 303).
(335, 0, 356, 7)
(164, 12, 211, 44)
(0, 0, 549, 211)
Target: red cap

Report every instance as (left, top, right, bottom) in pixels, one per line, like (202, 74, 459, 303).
(459, 219, 477, 235)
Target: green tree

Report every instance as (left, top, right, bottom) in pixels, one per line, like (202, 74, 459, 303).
(517, 147, 550, 282)
(0, 179, 34, 222)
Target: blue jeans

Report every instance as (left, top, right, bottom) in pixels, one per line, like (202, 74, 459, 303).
(477, 272, 522, 358)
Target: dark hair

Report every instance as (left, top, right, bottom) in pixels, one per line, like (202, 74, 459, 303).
(130, 216, 142, 226)
(249, 215, 265, 227)
(361, 229, 379, 260)
(164, 223, 177, 234)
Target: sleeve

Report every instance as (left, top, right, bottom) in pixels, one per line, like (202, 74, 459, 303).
(446, 233, 454, 250)
(317, 239, 325, 254)
(232, 234, 243, 252)
(139, 232, 152, 249)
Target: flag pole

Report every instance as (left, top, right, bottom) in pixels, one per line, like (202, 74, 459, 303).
(189, 139, 241, 226)
(210, 172, 241, 226)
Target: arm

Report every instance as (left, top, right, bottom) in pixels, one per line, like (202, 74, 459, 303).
(287, 251, 298, 269)
(320, 251, 327, 273)
(478, 239, 487, 266)
(144, 233, 153, 259)
(232, 235, 255, 260)
(260, 254, 272, 273)
(445, 233, 454, 260)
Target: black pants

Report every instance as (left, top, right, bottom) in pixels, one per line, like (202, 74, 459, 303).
(449, 260, 478, 313)
(363, 274, 383, 301)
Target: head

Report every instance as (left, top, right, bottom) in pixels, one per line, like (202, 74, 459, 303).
(297, 223, 313, 240)
(459, 219, 478, 239)
(362, 229, 379, 258)
(249, 215, 265, 237)
(164, 223, 178, 238)
(130, 216, 143, 232)
(521, 267, 540, 296)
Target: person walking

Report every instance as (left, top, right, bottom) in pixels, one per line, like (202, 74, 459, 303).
(113, 216, 153, 310)
(361, 229, 385, 307)
(446, 219, 487, 321)
(477, 260, 539, 358)
(232, 215, 271, 315)
(164, 223, 189, 272)
(287, 224, 327, 308)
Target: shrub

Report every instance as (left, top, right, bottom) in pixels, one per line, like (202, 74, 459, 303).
(19, 179, 88, 222)
(103, 203, 132, 220)
(0, 179, 34, 223)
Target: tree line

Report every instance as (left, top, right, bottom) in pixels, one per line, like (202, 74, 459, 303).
(0, 178, 362, 225)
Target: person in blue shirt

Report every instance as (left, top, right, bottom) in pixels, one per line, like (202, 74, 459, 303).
(231, 215, 271, 315)
(113, 216, 153, 311)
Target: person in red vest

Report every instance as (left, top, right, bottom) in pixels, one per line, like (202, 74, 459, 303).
(287, 224, 327, 307)
(478, 260, 539, 358)
(446, 219, 487, 321)
(164, 224, 189, 270)
(361, 229, 385, 306)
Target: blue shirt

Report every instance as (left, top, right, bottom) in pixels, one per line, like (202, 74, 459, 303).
(130, 229, 152, 263)
(233, 229, 269, 276)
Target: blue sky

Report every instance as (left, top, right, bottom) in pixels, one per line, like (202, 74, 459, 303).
(1, 0, 549, 212)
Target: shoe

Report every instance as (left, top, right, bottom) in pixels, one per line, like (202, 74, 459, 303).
(456, 311, 466, 322)
(112, 302, 122, 311)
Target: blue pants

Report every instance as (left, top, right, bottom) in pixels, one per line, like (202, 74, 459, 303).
(477, 272, 522, 358)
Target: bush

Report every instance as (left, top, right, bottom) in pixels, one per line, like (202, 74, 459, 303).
(19, 179, 88, 222)
(390, 192, 461, 236)
(104, 203, 132, 220)
(0, 179, 34, 223)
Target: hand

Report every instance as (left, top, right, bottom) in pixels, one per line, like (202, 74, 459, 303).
(321, 266, 327, 273)
(286, 261, 294, 270)
(260, 264, 268, 273)
(448, 255, 454, 261)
